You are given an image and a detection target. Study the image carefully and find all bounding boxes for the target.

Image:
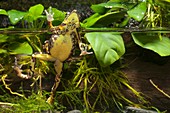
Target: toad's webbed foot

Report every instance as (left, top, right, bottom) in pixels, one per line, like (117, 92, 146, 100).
(13, 57, 32, 79)
(45, 6, 54, 28)
(79, 42, 93, 56)
(45, 7, 54, 22)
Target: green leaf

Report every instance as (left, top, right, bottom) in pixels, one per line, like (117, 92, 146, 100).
(109, 0, 129, 2)
(82, 11, 125, 28)
(51, 8, 66, 25)
(127, 2, 147, 21)
(25, 4, 44, 21)
(155, 0, 170, 8)
(0, 9, 8, 15)
(8, 10, 27, 25)
(82, 13, 100, 27)
(0, 34, 8, 43)
(29, 4, 44, 16)
(0, 49, 7, 54)
(91, 4, 107, 14)
(85, 32, 125, 67)
(132, 33, 170, 56)
(91, 2, 127, 14)
(9, 42, 33, 55)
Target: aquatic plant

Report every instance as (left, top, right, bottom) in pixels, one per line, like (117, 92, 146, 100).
(0, 0, 169, 112)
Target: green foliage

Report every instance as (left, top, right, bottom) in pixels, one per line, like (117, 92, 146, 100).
(8, 42, 33, 55)
(0, 34, 33, 55)
(91, 1, 127, 14)
(82, 0, 170, 65)
(0, 49, 7, 54)
(109, 0, 129, 2)
(0, 1, 169, 112)
(0, 4, 67, 112)
(0, 34, 8, 43)
(0, 9, 8, 15)
(50, 7, 66, 25)
(155, 0, 170, 9)
(61, 57, 149, 112)
(0, 93, 64, 112)
(82, 11, 125, 27)
(0, 4, 65, 28)
(8, 10, 27, 25)
(85, 32, 125, 67)
(0, 4, 66, 55)
(21, 4, 45, 26)
(132, 33, 170, 56)
(127, 2, 147, 21)
(28, 4, 44, 20)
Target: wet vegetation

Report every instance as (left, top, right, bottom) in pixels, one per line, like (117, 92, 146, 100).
(0, 0, 170, 112)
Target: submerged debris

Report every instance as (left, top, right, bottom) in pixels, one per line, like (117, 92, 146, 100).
(124, 107, 157, 113)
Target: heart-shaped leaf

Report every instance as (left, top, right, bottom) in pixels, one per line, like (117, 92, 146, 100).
(25, 4, 44, 22)
(29, 4, 44, 17)
(91, 1, 127, 14)
(127, 2, 147, 21)
(82, 11, 125, 28)
(51, 8, 66, 25)
(85, 32, 125, 67)
(8, 10, 27, 25)
(132, 33, 170, 56)
(9, 42, 33, 55)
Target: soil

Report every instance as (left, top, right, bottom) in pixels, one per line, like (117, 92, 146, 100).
(122, 44, 170, 111)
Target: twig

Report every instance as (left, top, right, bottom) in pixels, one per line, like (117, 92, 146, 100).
(1, 74, 27, 99)
(149, 79, 170, 99)
(0, 102, 18, 106)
